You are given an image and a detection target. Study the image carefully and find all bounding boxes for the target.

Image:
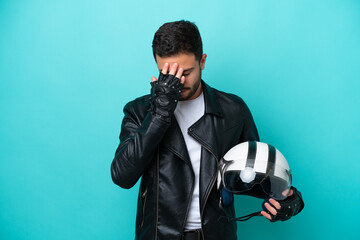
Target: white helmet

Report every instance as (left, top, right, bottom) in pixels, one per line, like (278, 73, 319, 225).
(217, 141, 292, 200)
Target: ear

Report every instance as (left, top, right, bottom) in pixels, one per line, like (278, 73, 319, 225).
(200, 54, 207, 70)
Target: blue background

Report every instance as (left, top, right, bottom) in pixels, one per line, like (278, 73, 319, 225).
(1, 0, 359, 239)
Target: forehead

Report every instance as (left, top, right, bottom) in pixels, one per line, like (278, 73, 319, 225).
(155, 53, 197, 69)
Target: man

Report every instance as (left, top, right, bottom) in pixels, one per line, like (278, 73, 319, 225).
(111, 20, 304, 240)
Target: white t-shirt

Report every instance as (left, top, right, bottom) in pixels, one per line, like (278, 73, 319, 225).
(173, 91, 205, 230)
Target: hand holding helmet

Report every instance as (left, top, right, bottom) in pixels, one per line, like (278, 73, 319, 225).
(261, 187, 304, 222)
(217, 141, 304, 222)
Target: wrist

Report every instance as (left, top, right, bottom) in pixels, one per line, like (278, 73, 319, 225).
(149, 108, 172, 124)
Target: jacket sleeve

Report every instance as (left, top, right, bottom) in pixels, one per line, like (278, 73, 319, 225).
(111, 101, 170, 189)
(239, 99, 260, 142)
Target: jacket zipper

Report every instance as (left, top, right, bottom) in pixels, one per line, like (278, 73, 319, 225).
(180, 169, 195, 237)
(188, 127, 219, 240)
(199, 143, 218, 240)
(140, 187, 148, 229)
(155, 147, 159, 240)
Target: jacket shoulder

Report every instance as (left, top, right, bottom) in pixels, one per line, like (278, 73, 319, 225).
(212, 88, 250, 115)
(123, 94, 151, 112)
(122, 94, 151, 124)
(210, 86, 260, 141)
(215, 89, 246, 103)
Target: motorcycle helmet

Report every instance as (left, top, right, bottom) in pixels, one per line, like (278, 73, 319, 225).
(217, 141, 292, 221)
(217, 141, 292, 202)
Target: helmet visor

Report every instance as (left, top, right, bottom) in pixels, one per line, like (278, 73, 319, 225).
(222, 163, 292, 200)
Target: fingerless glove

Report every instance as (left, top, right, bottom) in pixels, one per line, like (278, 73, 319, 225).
(262, 187, 304, 222)
(150, 73, 184, 122)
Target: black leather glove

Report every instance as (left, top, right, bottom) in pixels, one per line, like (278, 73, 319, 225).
(262, 187, 304, 222)
(150, 72, 184, 122)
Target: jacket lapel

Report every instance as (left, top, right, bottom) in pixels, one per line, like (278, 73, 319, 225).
(187, 81, 224, 211)
(188, 80, 223, 157)
(160, 116, 192, 167)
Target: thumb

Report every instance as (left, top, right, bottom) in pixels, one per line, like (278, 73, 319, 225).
(151, 76, 157, 82)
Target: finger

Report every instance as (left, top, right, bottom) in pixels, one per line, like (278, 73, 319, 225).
(289, 188, 294, 196)
(282, 189, 290, 197)
(282, 188, 293, 197)
(269, 198, 281, 210)
(161, 63, 169, 74)
(260, 211, 272, 221)
(265, 202, 277, 215)
(175, 67, 183, 79)
(169, 63, 178, 75)
(180, 76, 185, 84)
(151, 76, 157, 82)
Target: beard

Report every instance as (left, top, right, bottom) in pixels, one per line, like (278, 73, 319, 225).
(179, 72, 202, 101)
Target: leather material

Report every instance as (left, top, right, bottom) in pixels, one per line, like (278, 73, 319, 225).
(111, 80, 259, 240)
(150, 73, 184, 122)
(262, 187, 305, 222)
(182, 229, 203, 240)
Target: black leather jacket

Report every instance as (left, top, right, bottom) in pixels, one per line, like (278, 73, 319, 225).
(111, 81, 259, 240)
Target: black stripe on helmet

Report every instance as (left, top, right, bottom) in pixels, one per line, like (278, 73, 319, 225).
(267, 144, 276, 175)
(245, 141, 257, 168)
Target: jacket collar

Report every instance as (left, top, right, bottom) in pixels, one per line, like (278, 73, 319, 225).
(201, 80, 224, 118)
